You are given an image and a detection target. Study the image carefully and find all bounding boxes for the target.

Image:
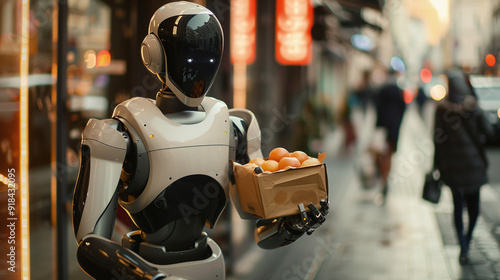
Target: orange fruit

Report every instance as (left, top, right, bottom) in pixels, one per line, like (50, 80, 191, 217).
(278, 157, 301, 170)
(269, 147, 290, 162)
(249, 158, 265, 166)
(261, 160, 279, 172)
(301, 158, 321, 167)
(243, 163, 259, 173)
(290, 151, 309, 163)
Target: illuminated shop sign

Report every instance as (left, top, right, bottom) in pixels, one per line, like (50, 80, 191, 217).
(275, 0, 313, 65)
(230, 0, 256, 64)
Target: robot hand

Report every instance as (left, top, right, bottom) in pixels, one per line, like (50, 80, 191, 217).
(255, 200, 329, 249)
(285, 200, 329, 235)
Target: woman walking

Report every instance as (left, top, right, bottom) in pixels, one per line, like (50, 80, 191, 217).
(434, 67, 495, 265)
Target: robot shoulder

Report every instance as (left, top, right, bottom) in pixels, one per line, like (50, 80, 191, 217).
(229, 108, 263, 160)
(111, 97, 165, 141)
(112, 97, 158, 122)
(202, 97, 229, 115)
(82, 118, 127, 151)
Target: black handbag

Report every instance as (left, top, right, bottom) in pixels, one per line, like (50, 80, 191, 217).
(422, 171, 443, 204)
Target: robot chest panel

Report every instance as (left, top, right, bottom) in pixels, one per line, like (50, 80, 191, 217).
(149, 122, 226, 150)
(149, 145, 229, 179)
(114, 97, 231, 152)
(115, 98, 231, 213)
(125, 140, 230, 214)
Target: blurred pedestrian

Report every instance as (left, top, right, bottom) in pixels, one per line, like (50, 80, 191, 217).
(416, 85, 429, 118)
(349, 70, 379, 188)
(433, 67, 495, 265)
(349, 70, 376, 112)
(374, 70, 406, 201)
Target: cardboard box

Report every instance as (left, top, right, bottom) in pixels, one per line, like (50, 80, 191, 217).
(230, 162, 328, 219)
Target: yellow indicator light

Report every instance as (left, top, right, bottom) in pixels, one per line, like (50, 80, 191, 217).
(224, 131, 227, 134)
(150, 134, 154, 138)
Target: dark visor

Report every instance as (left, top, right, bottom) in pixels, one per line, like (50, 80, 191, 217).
(158, 14, 223, 99)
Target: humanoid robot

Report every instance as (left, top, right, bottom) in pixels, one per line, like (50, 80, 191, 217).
(72, 2, 329, 279)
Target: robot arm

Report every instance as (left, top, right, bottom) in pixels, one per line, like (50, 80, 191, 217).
(72, 118, 166, 280)
(229, 108, 263, 163)
(228, 109, 330, 249)
(73, 118, 126, 242)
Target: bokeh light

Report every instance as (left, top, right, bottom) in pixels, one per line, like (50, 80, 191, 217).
(84, 50, 96, 68)
(351, 34, 375, 52)
(430, 84, 447, 101)
(97, 50, 111, 67)
(420, 68, 432, 83)
(486, 54, 496, 67)
(403, 88, 413, 104)
(390, 56, 405, 73)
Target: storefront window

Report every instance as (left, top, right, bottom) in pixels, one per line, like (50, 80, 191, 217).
(0, 0, 111, 278)
(0, 0, 56, 279)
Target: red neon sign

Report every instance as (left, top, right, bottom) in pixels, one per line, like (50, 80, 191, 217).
(275, 0, 313, 65)
(230, 0, 256, 64)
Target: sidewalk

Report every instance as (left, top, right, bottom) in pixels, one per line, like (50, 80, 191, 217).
(311, 103, 500, 280)
(313, 161, 449, 280)
(311, 159, 500, 280)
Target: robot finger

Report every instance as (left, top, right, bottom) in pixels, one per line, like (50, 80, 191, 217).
(298, 203, 311, 228)
(307, 203, 326, 224)
(320, 199, 330, 216)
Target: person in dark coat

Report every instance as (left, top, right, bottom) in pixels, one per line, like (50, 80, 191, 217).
(374, 70, 406, 200)
(434, 67, 495, 265)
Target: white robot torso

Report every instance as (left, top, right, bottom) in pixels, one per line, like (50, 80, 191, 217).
(72, 94, 264, 279)
(113, 96, 230, 220)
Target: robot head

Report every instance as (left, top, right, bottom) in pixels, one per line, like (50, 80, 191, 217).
(141, 2, 224, 107)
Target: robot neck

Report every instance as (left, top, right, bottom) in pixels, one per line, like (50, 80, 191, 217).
(155, 89, 198, 115)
